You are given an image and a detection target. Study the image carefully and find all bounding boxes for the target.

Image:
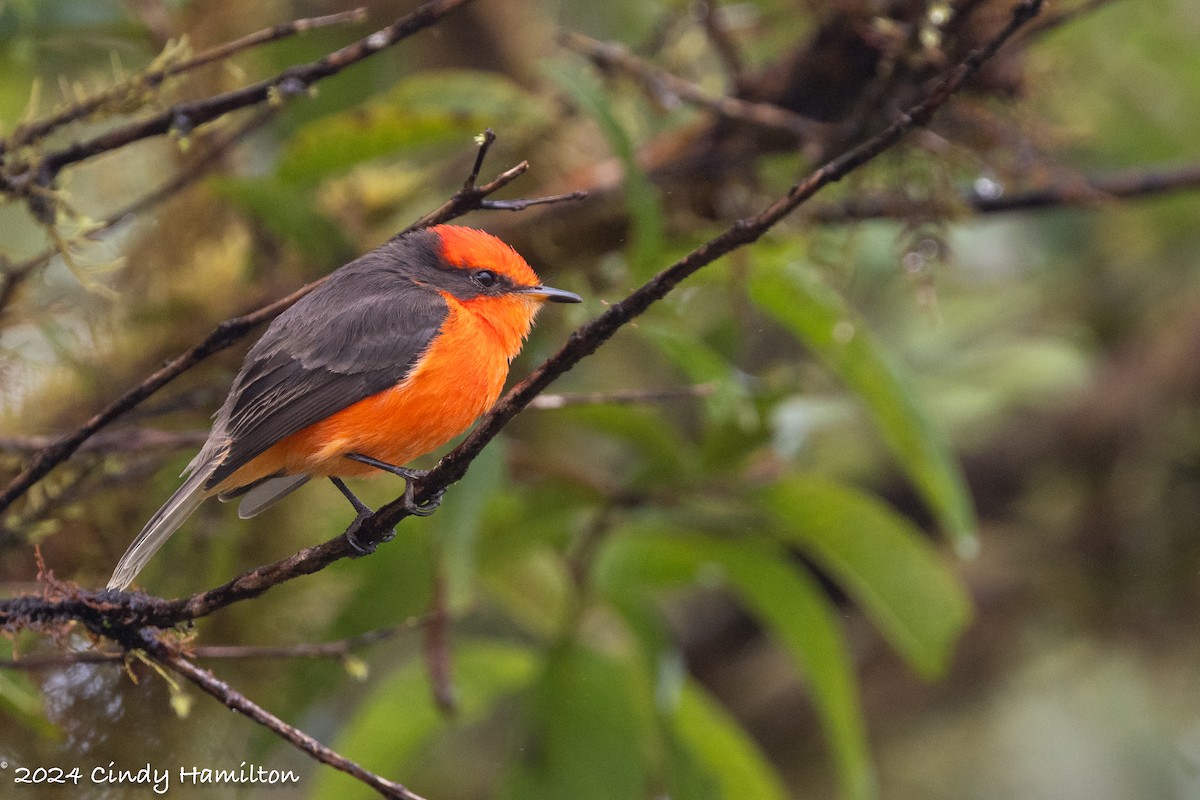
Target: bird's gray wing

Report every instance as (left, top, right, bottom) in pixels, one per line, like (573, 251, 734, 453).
(202, 274, 447, 489)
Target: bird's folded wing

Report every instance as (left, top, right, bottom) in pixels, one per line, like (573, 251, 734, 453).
(204, 280, 447, 489)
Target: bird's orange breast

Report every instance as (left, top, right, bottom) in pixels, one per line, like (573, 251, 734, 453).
(213, 292, 537, 492)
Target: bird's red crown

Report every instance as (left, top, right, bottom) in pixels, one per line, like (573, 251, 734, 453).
(430, 225, 540, 287)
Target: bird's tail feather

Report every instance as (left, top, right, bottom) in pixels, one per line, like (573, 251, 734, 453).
(107, 469, 209, 590)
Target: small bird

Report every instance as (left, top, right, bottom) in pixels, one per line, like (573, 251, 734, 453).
(108, 225, 580, 590)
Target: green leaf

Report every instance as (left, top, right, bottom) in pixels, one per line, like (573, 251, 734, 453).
(313, 639, 538, 800)
(675, 679, 790, 800)
(0, 663, 57, 738)
(764, 476, 973, 678)
(642, 323, 756, 431)
(480, 545, 572, 639)
(596, 526, 876, 800)
(563, 402, 692, 484)
(211, 176, 352, 264)
(279, 70, 552, 184)
(431, 439, 507, 613)
(749, 261, 978, 556)
(546, 62, 664, 277)
(503, 641, 652, 800)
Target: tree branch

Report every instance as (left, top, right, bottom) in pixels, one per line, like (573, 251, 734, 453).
(0, 109, 274, 317)
(559, 30, 816, 139)
(150, 639, 427, 800)
(803, 161, 1200, 223)
(0, 9, 366, 156)
(2, 0, 474, 188)
(0, 621, 418, 670)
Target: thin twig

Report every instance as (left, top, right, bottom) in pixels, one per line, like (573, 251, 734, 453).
(803, 161, 1200, 223)
(0, 109, 274, 317)
(559, 30, 816, 139)
(3, 0, 474, 187)
(481, 190, 588, 212)
(152, 643, 427, 800)
(0, 428, 209, 455)
(528, 384, 716, 409)
(0, 9, 366, 155)
(0, 622, 418, 670)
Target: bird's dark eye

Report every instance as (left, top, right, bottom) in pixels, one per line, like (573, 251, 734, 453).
(473, 269, 498, 288)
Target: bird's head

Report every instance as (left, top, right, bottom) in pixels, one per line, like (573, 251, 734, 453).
(399, 225, 580, 356)
(426, 224, 581, 306)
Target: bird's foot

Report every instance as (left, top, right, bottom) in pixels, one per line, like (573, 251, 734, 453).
(403, 478, 445, 517)
(332, 477, 397, 555)
(345, 453, 444, 518)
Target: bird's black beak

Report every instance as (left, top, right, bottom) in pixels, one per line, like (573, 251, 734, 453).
(520, 285, 582, 303)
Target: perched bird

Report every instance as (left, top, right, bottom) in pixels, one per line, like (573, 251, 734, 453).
(108, 225, 580, 590)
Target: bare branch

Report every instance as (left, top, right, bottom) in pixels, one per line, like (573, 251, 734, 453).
(559, 30, 817, 139)
(2, 0, 475, 187)
(0, 9, 366, 155)
(804, 162, 1200, 223)
(528, 384, 716, 409)
(0, 622, 418, 670)
(152, 643, 427, 800)
(0, 109, 274, 317)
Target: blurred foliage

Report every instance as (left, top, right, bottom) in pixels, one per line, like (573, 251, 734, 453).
(2, 1, 1200, 800)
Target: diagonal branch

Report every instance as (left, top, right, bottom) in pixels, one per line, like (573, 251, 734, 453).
(4, 0, 475, 186)
(151, 641, 427, 800)
(0, 9, 366, 155)
(0, 109, 274, 317)
(559, 30, 816, 139)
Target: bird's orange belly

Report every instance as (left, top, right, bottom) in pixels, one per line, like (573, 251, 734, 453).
(215, 308, 511, 491)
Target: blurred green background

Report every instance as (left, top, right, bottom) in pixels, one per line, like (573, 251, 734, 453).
(2, 0, 1199, 798)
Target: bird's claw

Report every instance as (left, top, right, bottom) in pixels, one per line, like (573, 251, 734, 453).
(403, 481, 444, 517)
(345, 510, 397, 555)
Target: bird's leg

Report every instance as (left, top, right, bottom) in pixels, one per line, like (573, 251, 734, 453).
(329, 476, 396, 555)
(345, 453, 446, 517)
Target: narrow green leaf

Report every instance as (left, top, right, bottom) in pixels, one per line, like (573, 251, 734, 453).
(642, 323, 756, 431)
(312, 640, 537, 800)
(546, 63, 664, 276)
(280, 70, 551, 183)
(764, 476, 973, 678)
(595, 527, 876, 800)
(502, 642, 651, 800)
(432, 439, 506, 612)
(750, 262, 978, 555)
(562, 402, 691, 483)
(211, 176, 352, 264)
(0, 665, 57, 738)
(675, 679, 790, 800)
